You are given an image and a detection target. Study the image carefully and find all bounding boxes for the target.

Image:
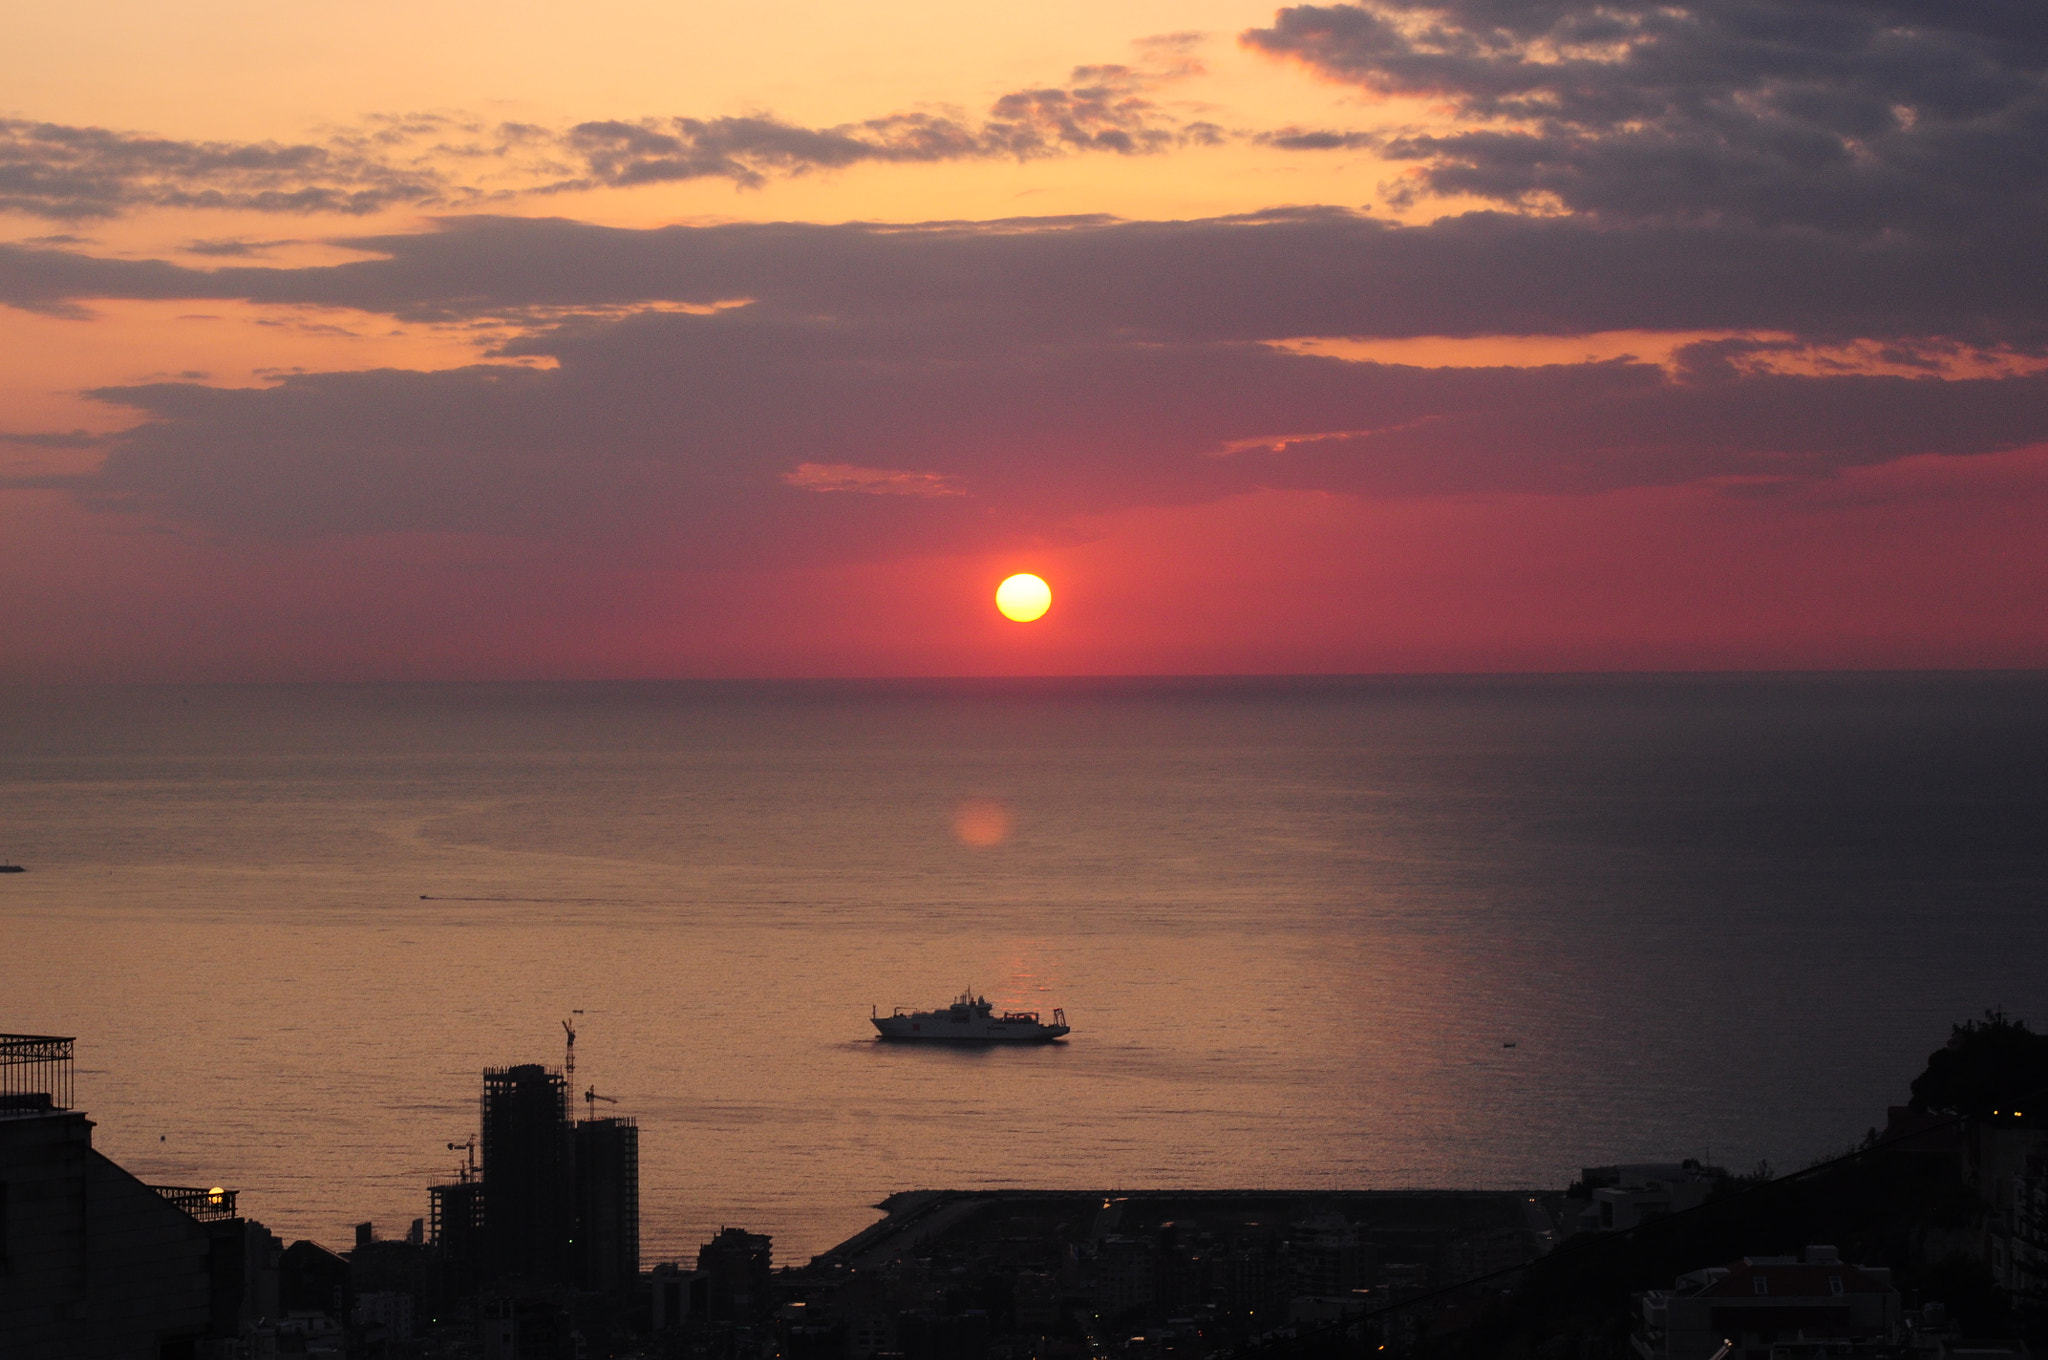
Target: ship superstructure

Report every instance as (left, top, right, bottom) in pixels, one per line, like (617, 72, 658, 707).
(872, 992, 1070, 1042)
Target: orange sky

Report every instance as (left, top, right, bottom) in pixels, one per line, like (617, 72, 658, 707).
(4, 0, 2046, 678)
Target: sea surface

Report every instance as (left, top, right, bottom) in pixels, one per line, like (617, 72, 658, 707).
(2, 675, 2045, 1264)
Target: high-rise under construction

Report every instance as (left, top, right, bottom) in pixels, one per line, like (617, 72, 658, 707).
(474, 1060, 639, 1293)
(480, 1063, 575, 1285)
(573, 1115, 639, 1295)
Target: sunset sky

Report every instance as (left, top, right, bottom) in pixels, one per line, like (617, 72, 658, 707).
(4, 0, 2046, 679)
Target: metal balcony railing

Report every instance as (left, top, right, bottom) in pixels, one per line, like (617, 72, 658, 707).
(0, 1034, 74, 1115)
(152, 1185, 240, 1222)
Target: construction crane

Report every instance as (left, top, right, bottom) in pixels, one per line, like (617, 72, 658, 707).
(583, 1086, 619, 1121)
(446, 1135, 477, 1183)
(561, 1013, 581, 1088)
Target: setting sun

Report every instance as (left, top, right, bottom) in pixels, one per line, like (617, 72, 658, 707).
(995, 574, 1052, 622)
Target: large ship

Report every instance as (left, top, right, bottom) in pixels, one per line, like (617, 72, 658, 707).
(872, 992, 1070, 1042)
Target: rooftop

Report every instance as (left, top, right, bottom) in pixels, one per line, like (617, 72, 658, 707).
(0, 1033, 75, 1116)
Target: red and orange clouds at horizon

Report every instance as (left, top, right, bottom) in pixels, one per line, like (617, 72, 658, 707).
(3, 0, 2047, 680)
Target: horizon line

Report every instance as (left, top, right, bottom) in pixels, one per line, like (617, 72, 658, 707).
(5, 667, 2046, 692)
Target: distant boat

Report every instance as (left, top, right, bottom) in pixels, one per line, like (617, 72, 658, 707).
(0, 863, 23, 874)
(873, 991, 1070, 1043)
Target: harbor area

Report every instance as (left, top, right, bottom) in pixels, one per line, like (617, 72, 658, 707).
(766, 1186, 1559, 1357)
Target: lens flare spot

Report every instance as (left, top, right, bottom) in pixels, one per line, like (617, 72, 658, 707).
(995, 573, 1052, 622)
(951, 798, 1014, 847)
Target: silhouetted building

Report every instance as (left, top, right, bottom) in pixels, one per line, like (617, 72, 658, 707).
(472, 1057, 641, 1298)
(0, 1034, 273, 1358)
(354, 1288, 416, 1345)
(430, 1177, 487, 1293)
(1218, 1246, 1282, 1316)
(1012, 1270, 1061, 1331)
(1095, 1235, 1155, 1315)
(482, 1293, 576, 1359)
(481, 1063, 575, 1285)
(895, 1309, 991, 1360)
(348, 1219, 439, 1334)
(573, 1115, 639, 1294)
(698, 1226, 773, 1321)
(280, 1238, 352, 1318)
(1290, 1211, 1366, 1296)
(650, 1262, 709, 1331)
(1962, 1115, 2048, 1300)
(1635, 1245, 1900, 1360)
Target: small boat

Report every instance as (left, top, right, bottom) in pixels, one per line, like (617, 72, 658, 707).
(873, 991, 1070, 1042)
(0, 864, 23, 874)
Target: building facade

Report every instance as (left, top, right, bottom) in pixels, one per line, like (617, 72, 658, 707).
(0, 1034, 270, 1360)
(1635, 1246, 1901, 1360)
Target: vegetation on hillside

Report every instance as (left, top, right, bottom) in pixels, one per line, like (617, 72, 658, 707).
(1910, 1011, 2048, 1118)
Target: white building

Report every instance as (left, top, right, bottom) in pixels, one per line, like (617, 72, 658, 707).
(1579, 1163, 1719, 1233)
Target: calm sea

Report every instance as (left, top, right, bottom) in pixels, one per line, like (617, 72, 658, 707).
(2, 675, 2045, 1264)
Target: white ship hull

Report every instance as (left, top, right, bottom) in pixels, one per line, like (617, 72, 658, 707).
(873, 993, 1070, 1042)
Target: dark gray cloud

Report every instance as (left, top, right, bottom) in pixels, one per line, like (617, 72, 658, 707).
(0, 63, 1220, 220)
(0, 243, 224, 316)
(56, 257, 2048, 557)
(183, 237, 301, 258)
(563, 67, 1220, 189)
(0, 118, 450, 220)
(1258, 128, 1379, 150)
(7, 210, 2044, 347)
(1243, 1, 2048, 236)
(565, 116, 979, 188)
(0, 428, 104, 448)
